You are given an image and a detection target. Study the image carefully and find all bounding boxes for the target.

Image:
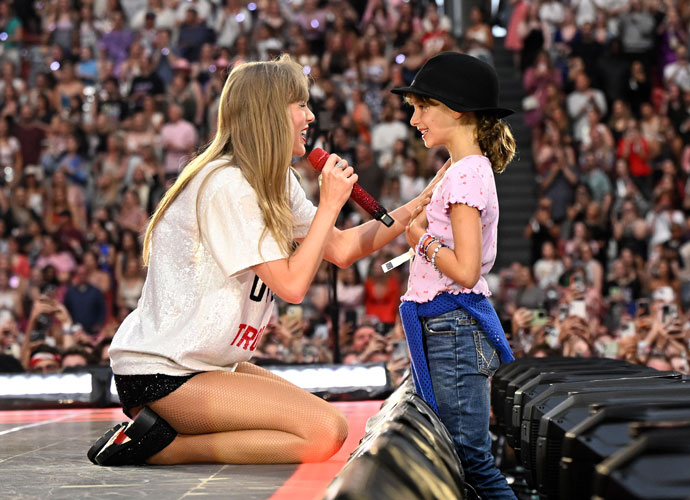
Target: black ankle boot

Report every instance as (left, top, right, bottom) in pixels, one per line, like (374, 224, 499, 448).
(87, 407, 177, 466)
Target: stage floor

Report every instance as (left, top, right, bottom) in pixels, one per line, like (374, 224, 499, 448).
(0, 401, 382, 500)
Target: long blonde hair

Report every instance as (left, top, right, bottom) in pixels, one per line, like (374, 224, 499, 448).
(404, 95, 515, 174)
(142, 55, 309, 265)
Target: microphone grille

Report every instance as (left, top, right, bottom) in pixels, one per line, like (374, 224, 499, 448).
(307, 148, 329, 172)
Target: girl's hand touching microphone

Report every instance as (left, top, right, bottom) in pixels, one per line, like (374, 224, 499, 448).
(320, 154, 358, 212)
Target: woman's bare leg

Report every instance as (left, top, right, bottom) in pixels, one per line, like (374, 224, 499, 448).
(146, 370, 348, 464)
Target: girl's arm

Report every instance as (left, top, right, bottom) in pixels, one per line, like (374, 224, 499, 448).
(320, 197, 421, 268)
(317, 160, 451, 268)
(406, 203, 482, 289)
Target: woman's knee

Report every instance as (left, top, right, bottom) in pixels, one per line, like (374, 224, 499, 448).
(328, 410, 349, 446)
(301, 409, 349, 462)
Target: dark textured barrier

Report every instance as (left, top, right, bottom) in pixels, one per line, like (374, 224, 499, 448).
(535, 384, 690, 498)
(508, 366, 663, 451)
(492, 357, 633, 438)
(323, 378, 471, 500)
(519, 375, 683, 485)
(561, 403, 690, 500)
(492, 357, 690, 500)
(592, 426, 690, 500)
(502, 362, 653, 449)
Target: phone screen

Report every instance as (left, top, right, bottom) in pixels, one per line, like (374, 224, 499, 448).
(29, 330, 46, 342)
(620, 321, 636, 338)
(569, 300, 587, 319)
(392, 339, 409, 361)
(531, 309, 548, 327)
(662, 304, 678, 323)
(603, 341, 618, 358)
(285, 305, 303, 324)
(344, 310, 358, 328)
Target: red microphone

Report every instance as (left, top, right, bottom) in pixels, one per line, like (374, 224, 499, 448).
(308, 148, 395, 227)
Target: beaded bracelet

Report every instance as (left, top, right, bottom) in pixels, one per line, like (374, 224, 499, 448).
(422, 236, 441, 263)
(416, 233, 430, 254)
(430, 241, 443, 277)
(416, 233, 434, 259)
(422, 237, 438, 261)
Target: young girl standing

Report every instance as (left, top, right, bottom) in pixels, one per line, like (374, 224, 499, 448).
(393, 52, 517, 499)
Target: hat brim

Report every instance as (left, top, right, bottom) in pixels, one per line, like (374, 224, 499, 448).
(391, 86, 514, 119)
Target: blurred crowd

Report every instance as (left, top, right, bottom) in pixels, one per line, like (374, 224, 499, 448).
(0, 0, 688, 380)
(496, 0, 690, 373)
(0, 0, 463, 377)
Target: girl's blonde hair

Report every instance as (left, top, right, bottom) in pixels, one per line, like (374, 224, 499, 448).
(142, 54, 309, 265)
(475, 114, 515, 174)
(405, 94, 516, 174)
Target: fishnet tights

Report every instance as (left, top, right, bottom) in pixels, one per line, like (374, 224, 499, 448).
(145, 363, 349, 465)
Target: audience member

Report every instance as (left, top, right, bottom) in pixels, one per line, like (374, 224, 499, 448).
(159, 102, 197, 176)
(61, 346, 91, 369)
(63, 265, 106, 336)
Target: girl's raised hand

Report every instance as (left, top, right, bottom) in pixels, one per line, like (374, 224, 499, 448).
(405, 204, 429, 248)
(408, 197, 431, 226)
(419, 157, 451, 200)
(405, 157, 450, 247)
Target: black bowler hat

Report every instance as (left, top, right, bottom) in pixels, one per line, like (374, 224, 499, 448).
(391, 51, 514, 118)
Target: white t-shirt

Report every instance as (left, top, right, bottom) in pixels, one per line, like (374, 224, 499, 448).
(371, 121, 408, 157)
(539, 2, 564, 33)
(110, 158, 317, 376)
(664, 62, 690, 92)
(533, 259, 564, 289)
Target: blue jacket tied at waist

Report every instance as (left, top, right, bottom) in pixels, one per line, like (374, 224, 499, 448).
(399, 292, 514, 413)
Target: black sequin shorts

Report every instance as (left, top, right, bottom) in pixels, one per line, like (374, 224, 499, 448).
(114, 373, 201, 417)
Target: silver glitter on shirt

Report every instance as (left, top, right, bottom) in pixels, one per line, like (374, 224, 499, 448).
(110, 158, 317, 376)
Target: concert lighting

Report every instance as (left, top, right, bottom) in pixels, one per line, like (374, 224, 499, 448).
(2, 364, 391, 410)
(269, 364, 388, 392)
(0, 373, 92, 396)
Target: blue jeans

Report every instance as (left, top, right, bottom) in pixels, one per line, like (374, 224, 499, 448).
(423, 307, 516, 500)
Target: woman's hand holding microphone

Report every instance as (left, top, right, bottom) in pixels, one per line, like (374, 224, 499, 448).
(319, 154, 358, 214)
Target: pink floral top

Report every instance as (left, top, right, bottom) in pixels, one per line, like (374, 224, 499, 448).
(402, 155, 499, 303)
